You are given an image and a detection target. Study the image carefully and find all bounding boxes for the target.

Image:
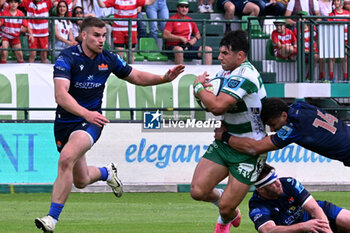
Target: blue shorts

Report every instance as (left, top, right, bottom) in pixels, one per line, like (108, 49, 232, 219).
(54, 120, 103, 152)
(302, 200, 342, 232)
(166, 44, 200, 59)
(216, 0, 248, 16)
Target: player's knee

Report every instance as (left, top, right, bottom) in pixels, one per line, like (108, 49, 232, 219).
(73, 179, 88, 189)
(190, 185, 206, 201)
(218, 202, 236, 217)
(57, 152, 74, 173)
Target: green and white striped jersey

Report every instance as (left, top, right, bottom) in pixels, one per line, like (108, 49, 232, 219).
(217, 60, 267, 140)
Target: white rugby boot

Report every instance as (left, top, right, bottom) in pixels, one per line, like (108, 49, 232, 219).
(106, 162, 123, 198)
(35, 215, 55, 232)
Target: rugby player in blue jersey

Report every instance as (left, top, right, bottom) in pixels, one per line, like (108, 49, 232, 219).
(249, 163, 350, 233)
(214, 97, 350, 166)
(34, 17, 185, 232)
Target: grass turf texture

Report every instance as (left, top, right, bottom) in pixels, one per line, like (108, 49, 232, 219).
(1, 192, 350, 233)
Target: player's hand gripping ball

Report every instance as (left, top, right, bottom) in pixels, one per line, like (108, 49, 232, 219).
(197, 76, 226, 110)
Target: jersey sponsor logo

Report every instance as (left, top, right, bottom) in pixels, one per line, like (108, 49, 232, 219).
(56, 140, 62, 149)
(98, 63, 108, 71)
(55, 65, 66, 71)
(87, 75, 94, 81)
(74, 82, 102, 89)
(54, 59, 69, 71)
(237, 163, 254, 178)
(238, 67, 245, 75)
(253, 213, 262, 222)
(276, 125, 293, 140)
(227, 79, 241, 89)
(294, 180, 304, 193)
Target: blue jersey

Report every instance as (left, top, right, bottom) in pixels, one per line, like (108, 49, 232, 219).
(249, 177, 311, 231)
(271, 101, 350, 165)
(53, 44, 132, 123)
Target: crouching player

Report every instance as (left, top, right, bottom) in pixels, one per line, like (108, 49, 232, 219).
(249, 163, 350, 233)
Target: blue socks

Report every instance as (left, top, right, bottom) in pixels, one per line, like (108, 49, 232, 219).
(48, 202, 64, 221)
(99, 167, 108, 181)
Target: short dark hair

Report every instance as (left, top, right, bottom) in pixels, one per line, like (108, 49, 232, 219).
(81, 16, 106, 32)
(260, 97, 290, 124)
(256, 163, 275, 182)
(220, 30, 249, 55)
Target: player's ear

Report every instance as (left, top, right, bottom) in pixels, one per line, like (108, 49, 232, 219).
(81, 30, 87, 40)
(238, 51, 245, 59)
(281, 111, 288, 121)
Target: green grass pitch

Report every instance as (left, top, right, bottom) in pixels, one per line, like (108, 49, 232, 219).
(1, 191, 350, 233)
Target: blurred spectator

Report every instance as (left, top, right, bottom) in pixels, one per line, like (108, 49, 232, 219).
(137, 6, 147, 38)
(75, 0, 94, 15)
(328, 0, 350, 81)
(198, 0, 214, 13)
(97, 0, 156, 63)
(319, 0, 332, 17)
(344, 0, 350, 10)
(71, 6, 83, 42)
(317, 0, 331, 82)
(63, 0, 75, 16)
(163, 0, 212, 65)
(276, 0, 289, 6)
(76, 0, 113, 49)
(0, 0, 8, 49)
(20, 0, 55, 63)
(0, 0, 8, 12)
(284, 0, 321, 26)
(217, 0, 259, 33)
(0, 0, 33, 63)
(249, 0, 286, 16)
(293, 11, 324, 80)
(145, 0, 169, 42)
(271, 19, 297, 60)
(53, 0, 77, 58)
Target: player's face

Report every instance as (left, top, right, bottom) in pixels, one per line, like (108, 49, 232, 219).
(82, 26, 106, 56)
(218, 46, 244, 71)
(260, 179, 283, 199)
(266, 112, 288, 132)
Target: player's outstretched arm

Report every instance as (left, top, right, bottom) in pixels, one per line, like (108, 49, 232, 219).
(125, 64, 185, 86)
(54, 79, 109, 127)
(258, 219, 331, 233)
(214, 125, 278, 156)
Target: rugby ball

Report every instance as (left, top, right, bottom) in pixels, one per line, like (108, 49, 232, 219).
(196, 77, 225, 110)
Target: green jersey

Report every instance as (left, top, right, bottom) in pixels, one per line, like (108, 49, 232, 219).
(217, 60, 267, 140)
